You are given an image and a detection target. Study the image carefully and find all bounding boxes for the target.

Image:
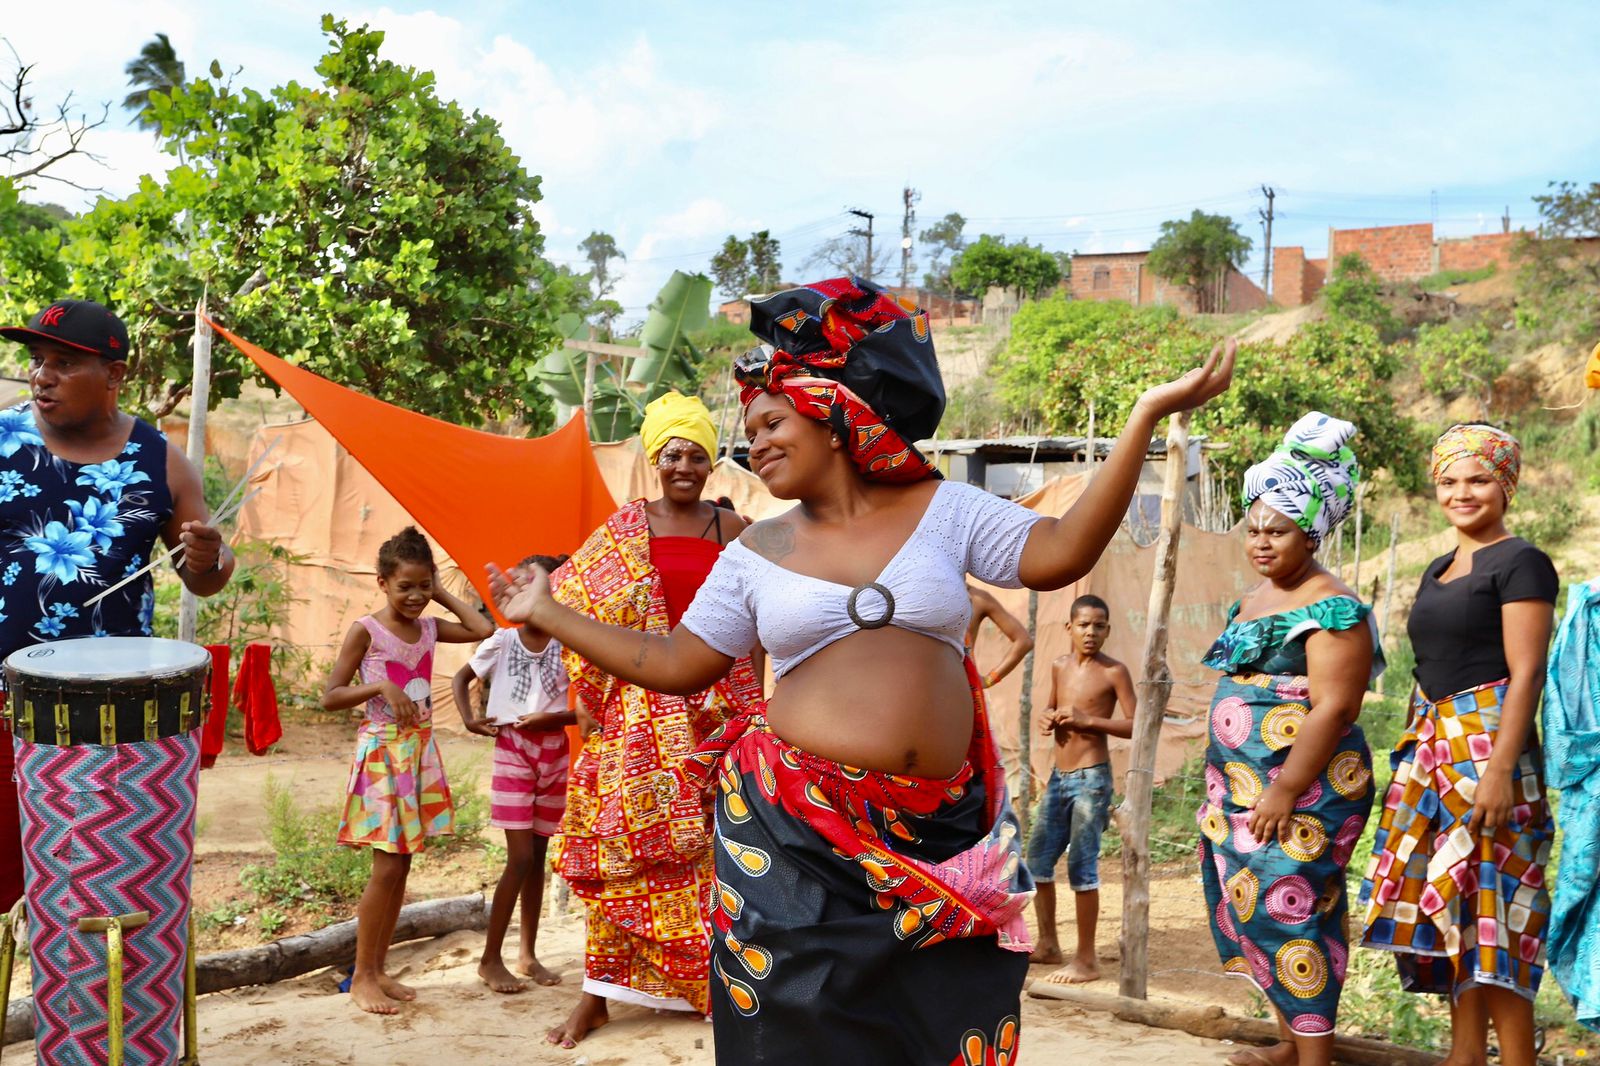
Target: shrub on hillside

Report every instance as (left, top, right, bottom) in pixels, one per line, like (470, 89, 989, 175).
(1323, 253, 1402, 340)
(1001, 295, 1426, 490)
(1413, 320, 1505, 418)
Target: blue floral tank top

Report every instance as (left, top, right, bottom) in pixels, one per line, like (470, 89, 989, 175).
(0, 403, 173, 672)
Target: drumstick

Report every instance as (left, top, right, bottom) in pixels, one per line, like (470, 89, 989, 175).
(81, 484, 265, 608)
(81, 440, 279, 607)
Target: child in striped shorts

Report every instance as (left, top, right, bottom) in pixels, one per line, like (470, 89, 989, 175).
(452, 553, 575, 993)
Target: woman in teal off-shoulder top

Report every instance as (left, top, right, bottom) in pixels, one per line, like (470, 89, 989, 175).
(1198, 414, 1381, 1066)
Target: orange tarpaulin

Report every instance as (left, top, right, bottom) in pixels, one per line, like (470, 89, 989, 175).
(209, 320, 618, 610)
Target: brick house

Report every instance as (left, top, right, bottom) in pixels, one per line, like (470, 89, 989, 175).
(1065, 251, 1268, 313)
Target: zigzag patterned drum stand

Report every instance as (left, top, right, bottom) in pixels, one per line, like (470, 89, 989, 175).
(1, 638, 211, 1066)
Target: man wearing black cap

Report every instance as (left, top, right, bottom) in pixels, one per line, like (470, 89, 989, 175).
(0, 298, 234, 912)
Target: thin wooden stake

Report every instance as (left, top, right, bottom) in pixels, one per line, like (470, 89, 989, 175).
(1352, 486, 1365, 595)
(1016, 589, 1040, 839)
(178, 293, 212, 644)
(1383, 513, 1401, 649)
(1117, 411, 1190, 1000)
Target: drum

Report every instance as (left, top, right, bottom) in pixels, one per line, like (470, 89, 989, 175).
(4, 636, 210, 746)
(5, 637, 207, 1065)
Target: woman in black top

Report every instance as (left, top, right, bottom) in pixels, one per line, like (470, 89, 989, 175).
(1359, 424, 1557, 1066)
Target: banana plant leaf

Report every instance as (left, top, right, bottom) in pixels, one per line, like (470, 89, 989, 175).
(530, 347, 585, 406)
(629, 271, 712, 391)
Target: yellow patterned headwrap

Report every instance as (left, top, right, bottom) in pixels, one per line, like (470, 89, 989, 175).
(1430, 423, 1521, 502)
(640, 391, 717, 464)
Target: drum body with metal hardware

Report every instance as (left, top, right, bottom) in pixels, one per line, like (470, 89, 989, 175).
(4, 637, 208, 1066)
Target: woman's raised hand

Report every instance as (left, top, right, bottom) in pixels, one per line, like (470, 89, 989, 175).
(485, 562, 552, 624)
(1136, 338, 1237, 419)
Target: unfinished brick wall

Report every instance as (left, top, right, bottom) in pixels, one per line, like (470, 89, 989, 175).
(1328, 223, 1435, 282)
(1269, 247, 1327, 307)
(1436, 232, 1523, 274)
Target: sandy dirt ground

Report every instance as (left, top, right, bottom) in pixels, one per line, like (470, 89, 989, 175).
(3, 719, 1257, 1064)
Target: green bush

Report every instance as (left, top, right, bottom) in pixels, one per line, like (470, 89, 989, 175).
(1323, 253, 1401, 340)
(1413, 320, 1505, 412)
(241, 775, 371, 905)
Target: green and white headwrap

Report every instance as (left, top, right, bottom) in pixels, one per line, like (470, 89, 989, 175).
(1241, 412, 1360, 549)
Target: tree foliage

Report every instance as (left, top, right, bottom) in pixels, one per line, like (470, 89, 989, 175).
(950, 234, 1061, 300)
(1003, 295, 1425, 490)
(1414, 320, 1505, 418)
(919, 211, 966, 293)
(4, 17, 566, 427)
(709, 230, 781, 299)
(1145, 209, 1252, 313)
(1322, 253, 1400, 339)
(123, 33, 186, 131)
(1514, 180, 1600, 345)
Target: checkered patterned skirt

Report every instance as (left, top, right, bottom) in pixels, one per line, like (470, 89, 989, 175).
(1358, 681, 1554, 1001)
(14, 731, 198, 1066)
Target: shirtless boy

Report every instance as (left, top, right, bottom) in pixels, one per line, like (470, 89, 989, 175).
(1026, 594, 1135, 980)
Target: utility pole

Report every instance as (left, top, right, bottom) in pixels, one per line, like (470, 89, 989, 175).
(847, 207, 876, 282)
(899, 186, 920, 290)
(1258, 185, 1275, 299)
(1502, 205, 1511, 234)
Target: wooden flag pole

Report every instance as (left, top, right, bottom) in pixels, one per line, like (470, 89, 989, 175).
(178, 292, 212, 644)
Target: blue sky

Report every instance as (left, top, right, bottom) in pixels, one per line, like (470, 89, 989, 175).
(8, 1, 1600, 320)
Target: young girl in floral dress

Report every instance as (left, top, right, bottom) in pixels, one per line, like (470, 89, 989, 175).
(321, 526, 493, 1014)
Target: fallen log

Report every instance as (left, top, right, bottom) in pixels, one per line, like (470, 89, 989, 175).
(1027, 982, 1436, 1066)
(4, 893, 487, 1046)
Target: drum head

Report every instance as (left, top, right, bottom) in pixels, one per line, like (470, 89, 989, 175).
(5, 637, 211, 682)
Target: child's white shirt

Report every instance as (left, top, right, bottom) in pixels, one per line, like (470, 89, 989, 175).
(467, 628, 569, 725)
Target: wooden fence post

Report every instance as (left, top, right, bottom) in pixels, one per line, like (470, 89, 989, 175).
(1016, 589, 1040, 839)
(1116, 411, 1190, 1000)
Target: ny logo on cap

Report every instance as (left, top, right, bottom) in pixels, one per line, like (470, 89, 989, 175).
(39, 305, 67, 327)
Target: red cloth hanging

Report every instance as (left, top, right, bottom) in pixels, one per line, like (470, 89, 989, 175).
(200, 644, 231, 770)
(232, 643, 282, 755)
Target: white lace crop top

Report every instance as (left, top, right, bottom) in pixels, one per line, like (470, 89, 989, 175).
(679, 480, 1045, 678)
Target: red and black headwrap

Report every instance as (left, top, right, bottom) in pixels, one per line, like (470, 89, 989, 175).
(734, 277, 944, 483)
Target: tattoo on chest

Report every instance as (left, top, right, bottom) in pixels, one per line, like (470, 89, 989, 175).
(746, 521, 795, 562)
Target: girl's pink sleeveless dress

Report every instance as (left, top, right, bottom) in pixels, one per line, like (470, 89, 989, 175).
(336, 616, 455, 852)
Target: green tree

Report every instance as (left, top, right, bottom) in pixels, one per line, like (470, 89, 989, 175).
(1514, 180, 1600, 344)
(1322, 253, 1400, 339)
(13, 17, 565, 426)
(1145, 209, 1253, 313)
(0, 182, 72, 330)
(920, 211, 967, 296)
(1007, 295, 1423, 489)
(123, 33, 186, 131)
(950, 234, 1061, 300)
(1414, 320, 1505, 419)
(710, 230, 782, 300)
(580, 230, 625, 332)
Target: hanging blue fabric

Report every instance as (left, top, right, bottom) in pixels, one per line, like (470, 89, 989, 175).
(1546, 580, 1600, 1032)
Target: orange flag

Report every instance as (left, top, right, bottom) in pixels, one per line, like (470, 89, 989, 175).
(209, 320, 617, 611)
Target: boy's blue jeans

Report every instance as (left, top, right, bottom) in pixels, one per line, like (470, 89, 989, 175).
(1025, 763, 1113, 891)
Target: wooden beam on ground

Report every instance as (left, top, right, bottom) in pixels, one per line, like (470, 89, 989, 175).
(1027, 983, 1436, 1066)
(1115, 411, 1190, 1000)
(2, 894, 487, 1046)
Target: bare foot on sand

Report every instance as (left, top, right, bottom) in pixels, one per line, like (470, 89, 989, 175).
(1029, 943, 1064, 965)
(350, 974, 399, 1015)
(1042, 956, 1101, 984)
(479, 958, 529, 994)
(1227, 1043, 1296, 1066)
(377, 973, 417, 1002)
(516, 953, 562, 986)
(547, 993, 608, 1048)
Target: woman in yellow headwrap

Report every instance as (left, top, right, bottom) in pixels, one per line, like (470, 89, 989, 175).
(541, 391, 762, 1048)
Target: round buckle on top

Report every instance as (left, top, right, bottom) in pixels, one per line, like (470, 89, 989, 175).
(846, 582, 896, 630)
